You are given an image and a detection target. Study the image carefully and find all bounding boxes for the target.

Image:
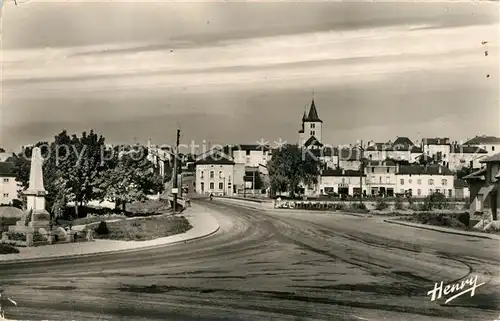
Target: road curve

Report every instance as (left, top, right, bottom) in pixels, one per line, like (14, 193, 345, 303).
(1, 200, 498, 321)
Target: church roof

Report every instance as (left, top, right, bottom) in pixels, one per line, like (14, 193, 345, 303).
(304, 136, 323, 147)
(304, 99, 322, 123)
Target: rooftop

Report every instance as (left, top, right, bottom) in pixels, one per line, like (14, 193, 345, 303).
(303, 99, 322, 123)
(322, 168, 365, 177)
(422, 138, 451, 145)
(464, 135, 500, 145)
(397, 164, 454, 176)
(480, 153, 500, 163)
(0, 162, 15, 178)
(195, 151, 235, 165)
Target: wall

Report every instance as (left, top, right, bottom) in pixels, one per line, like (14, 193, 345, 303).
(448, 152, 484, 171)
(232, 150, 269, 167)
(365, 166, 397, 195)
(0, 176, 18, 205)
(395, 173, 454, 197)
(422, 144, 451, 166)
(196, 164, 234, 196)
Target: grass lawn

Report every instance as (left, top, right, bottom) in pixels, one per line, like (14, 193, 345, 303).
(398, 212, 469, 230)
(93, 215, 192, 241)
(72, 200, 172, 226)
(0, 243, 20, 254)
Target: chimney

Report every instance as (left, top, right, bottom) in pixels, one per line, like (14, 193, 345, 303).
(438, 165, 442, 174)
(342, 168, 345, 175)
(396, 162, 400, 173)
(437, 138, 440, 144)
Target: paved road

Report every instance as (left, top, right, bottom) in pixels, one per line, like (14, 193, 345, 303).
(1, 200, 499, 321)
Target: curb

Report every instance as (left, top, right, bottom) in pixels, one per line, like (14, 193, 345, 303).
(0, 214, 220, 265)
(384, 219, 496, 240)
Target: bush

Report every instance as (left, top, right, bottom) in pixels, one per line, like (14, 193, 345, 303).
(95, 221, 109, 235)
(423, 192, 449, 210)
(334, 203, 345, 210)
(394, 198, 404, 210)
(375, 199, 390, 211)
(351, 202, 367, 210)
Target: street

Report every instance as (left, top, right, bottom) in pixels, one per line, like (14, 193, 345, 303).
(1, 200, 499, 321)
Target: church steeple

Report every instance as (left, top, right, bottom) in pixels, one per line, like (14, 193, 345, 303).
(305, 98, 322, 123)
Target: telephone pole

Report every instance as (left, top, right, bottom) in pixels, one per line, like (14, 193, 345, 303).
(252, 170, 256, 197)
(172, 129, 180, 214)
(359, 140, 364, 201)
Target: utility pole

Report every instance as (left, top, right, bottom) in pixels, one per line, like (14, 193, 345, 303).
(359, 140, 364, 201)
(252, 170, 256, 197)
(172, 129, 180, 214)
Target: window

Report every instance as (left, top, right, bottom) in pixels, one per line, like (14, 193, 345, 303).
(219, 171, 223, 179)
(400, 179, 404, 185)
(3, 178, 9, 183)
(210, 171, 214, 178)
(311, 123, 315, 129)
(219, 182, 223, 190)
(387, 167, 390, 173)
(311, 131, 315, 136)
(200, 171, 204, 179)
(371, 167, 374, 173)
(493, 146, 495, 151)
(417, 189, 421, 196)
(342, 178, 345, 184)
(200, 182, 204, 191)
(417, 179, 422, 185)
(441, 179, 447, 186)
(209, 182, 214, 190)
(409, 179, 412, 184)
(429, 179, 434, 185)
(386, 177, 390, 183)
(379, 177, 382, 184)
(246, 150, 251, 156)
(3, 193, 8, 198)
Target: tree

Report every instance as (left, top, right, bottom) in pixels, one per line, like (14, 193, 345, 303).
(267, 145, 321, 198)
(456, 166, 472, 179)
(100, 148, 162, 211)
(418, 153, 443, 166)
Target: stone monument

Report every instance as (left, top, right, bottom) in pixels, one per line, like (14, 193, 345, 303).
(10, 147, 50, 234)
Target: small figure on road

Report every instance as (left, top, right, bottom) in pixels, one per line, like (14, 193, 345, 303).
(209, 193, 213, 201)
(0, 289, 17, 319)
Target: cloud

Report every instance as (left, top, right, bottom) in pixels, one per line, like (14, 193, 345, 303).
(2, 23, 497, 97)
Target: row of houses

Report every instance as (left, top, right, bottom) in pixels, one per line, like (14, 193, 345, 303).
(189, 98, 500, 199)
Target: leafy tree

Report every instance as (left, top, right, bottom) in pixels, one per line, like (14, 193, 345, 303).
(418, 153, 443, 166)
(456, 166, 472, 179)
(267, 145, 321, 198)
(100, 148, 162, 211)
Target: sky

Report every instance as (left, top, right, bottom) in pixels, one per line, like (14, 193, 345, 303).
(0, 1, 499, 152)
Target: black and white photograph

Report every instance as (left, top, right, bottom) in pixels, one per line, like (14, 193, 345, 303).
(0, 0, 499, 320)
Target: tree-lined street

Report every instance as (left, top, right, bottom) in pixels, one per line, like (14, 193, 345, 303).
(1, 200, 498, 321)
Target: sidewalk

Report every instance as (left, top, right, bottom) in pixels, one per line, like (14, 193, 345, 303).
(385, 219, 500, 240)
(0, 204, 220, 263)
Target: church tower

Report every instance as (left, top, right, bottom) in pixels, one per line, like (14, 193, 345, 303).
(298, 97, 323, 148)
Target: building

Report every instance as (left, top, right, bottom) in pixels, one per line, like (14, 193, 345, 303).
(298, 98, 323, 148)
(464, 153, 500, 220)
(448, 144, 488, 171)
(0, 162, 18, 205)
(395, 164, 455, 197)
(195, 150, 235, 196)
(223, 144, 271, 168)
(421, 138, 451, 167)
(365, 160, 397, 196)
(454, 179, 470, 200)
(365, 139, 422, 163)
(463, 135, 500, 156)
(319, 168, 367, 197)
